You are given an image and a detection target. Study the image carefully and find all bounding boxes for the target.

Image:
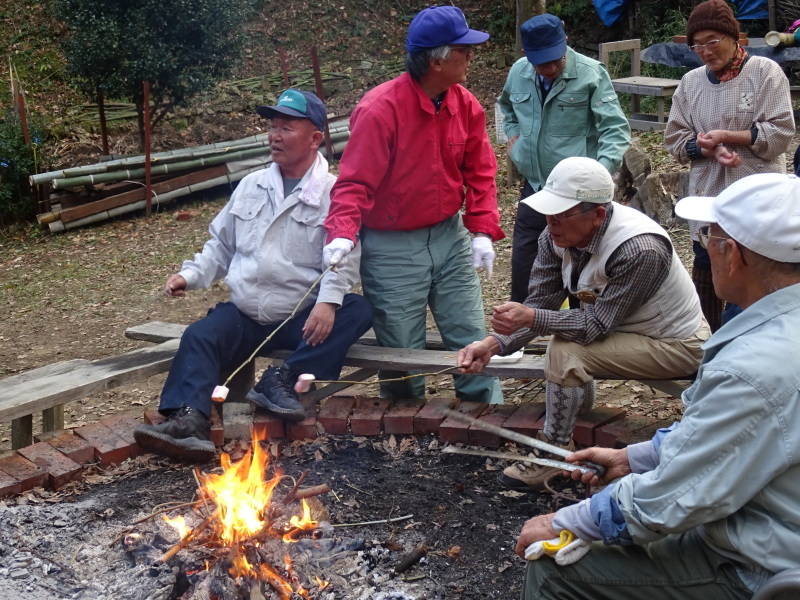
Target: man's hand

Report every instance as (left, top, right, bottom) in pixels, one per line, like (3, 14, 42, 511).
(323, 238, 355, 268)
(302, 302, 336, 346)
(165, 274, 187, 297)
(491, 302, 534, 335)
(471, 235, 495, 279)
(457, 338, 500, 374)
(515, 513, 558, 558)
(507, 135, 519, 154)
(696, 130, 728, 150)
(565, 446, 631, 487)
(713, 144, 741, 168)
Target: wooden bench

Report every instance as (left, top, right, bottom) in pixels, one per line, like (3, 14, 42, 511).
(599, 39, 681, 132)
(0, 321, 689, 450)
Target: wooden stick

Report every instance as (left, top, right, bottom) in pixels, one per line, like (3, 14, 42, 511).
(156, 510, 218, 564)
(395, 543, 428, 574)
(293, 484, 330, 500)
(281, 470, 309, 505)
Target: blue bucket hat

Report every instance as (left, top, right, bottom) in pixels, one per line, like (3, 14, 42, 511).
(256, 89, 327, 132)
(521, 14, 567, 65)
(405, 6, 489, 54)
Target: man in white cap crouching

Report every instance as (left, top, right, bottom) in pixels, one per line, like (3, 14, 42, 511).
(458, 156, 708, 491)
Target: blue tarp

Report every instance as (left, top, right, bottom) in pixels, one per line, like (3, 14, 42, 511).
(593, 0, 767, 26)
(732, 0, 768, 20)
(592, 0, 629, 27)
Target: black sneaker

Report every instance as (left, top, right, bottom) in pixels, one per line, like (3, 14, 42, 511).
(134, 406, 216, 462)
(247, 365, 307, 422)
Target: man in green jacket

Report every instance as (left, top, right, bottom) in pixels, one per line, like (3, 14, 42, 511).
(498, 14, 630, 303)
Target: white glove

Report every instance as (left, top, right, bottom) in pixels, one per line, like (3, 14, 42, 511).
(471, 235, 495, 279)
(524, 530, 591, 566)
(323, 238, 355, 267)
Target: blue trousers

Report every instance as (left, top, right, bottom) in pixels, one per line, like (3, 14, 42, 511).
(159, 295, 373, 418)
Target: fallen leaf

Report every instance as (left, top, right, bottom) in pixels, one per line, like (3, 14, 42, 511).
(447, 545, 461, 559)
(498, 490, 526, 498)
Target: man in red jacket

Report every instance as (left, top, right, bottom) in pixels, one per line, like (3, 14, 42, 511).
(323, 6, 505, 403)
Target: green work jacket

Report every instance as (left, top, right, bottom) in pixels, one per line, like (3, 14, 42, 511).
(497, 47, 631, 190)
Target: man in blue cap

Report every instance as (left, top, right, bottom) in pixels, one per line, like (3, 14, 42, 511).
(321, 6, 505, 404)
(498, 14, 630, 303)
(134, 90, 373, 461)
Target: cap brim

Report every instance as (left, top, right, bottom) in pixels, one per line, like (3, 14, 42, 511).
(674, 196, 717, 223)
(521, 188, 581, 215)
(451, 29, 489, 45)
(523, 39, 567, 65)
(256, 105, 308, 120)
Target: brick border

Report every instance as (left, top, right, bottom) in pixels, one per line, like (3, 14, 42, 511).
(0, 398, 656, 498)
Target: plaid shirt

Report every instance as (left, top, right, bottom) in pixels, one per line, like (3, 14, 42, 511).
(493, 204, 672, 352)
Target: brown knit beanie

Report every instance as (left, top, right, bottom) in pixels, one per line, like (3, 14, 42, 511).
(686, 0, 740, 46)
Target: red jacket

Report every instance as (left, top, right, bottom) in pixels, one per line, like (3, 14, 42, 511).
(326, 73, 505, 242)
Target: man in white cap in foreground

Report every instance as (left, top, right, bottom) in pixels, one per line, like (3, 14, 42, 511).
(458, 156, 708, 491)
(511, 172, 800, 599)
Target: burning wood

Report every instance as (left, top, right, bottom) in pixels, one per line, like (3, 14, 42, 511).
(140, 431, 348, 599)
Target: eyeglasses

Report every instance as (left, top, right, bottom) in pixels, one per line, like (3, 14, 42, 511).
(690, 38, 724, 53)
(697, 225, 729, 249)
(449, 45, 475, 56)
(547, 206, 596, 225)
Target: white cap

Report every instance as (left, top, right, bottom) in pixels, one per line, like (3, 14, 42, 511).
(521, 157, 614, 215)
(675, 172, 800, 263)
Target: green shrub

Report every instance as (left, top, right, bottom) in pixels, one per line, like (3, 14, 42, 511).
(0, 111, 47, 225)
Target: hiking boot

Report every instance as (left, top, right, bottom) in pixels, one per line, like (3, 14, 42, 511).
(134, 406, 216, 462)
(496, 431, 575, 492)
(247, 365, 306, 422)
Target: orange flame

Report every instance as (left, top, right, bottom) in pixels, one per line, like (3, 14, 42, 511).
(162, 514, 191, 540)
(198, 435, 282, 545)
(195, 431, 326, 595)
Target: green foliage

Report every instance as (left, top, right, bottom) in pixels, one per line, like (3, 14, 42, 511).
(52, 0, 255, 132)
(0, 112, 46, 224)
(549, 0, 594, 24)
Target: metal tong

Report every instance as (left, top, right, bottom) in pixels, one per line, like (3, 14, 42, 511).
(438, 408, 606, 478)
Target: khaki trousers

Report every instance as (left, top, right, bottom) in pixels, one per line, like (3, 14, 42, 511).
(544, 320, 710, 387)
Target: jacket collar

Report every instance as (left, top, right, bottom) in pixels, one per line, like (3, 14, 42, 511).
(257, 151, 329, 208)
(521, 46, 577, 83)
(702, 282, 800, 351)
(403, 72, 460, 117)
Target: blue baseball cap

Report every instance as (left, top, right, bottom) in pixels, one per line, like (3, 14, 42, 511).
(405, 6, 489, 54)
(256, 89, 327, 132)
(521, 14, 567, 65)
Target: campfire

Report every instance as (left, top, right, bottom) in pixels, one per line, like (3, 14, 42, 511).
(136, 432, 345, 600)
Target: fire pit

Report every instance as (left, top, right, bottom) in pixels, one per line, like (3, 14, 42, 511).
(0, 434, 565, 599)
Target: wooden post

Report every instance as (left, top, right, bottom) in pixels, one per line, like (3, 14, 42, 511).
(768, 0, 776, 32)
(508, 0, 546, 187)
(17, 93, 29, 144)
(97, 89, 110, 156)
(11, 415, 33, 450)
(310, 46, 334, 161)
(143, 80, 152, 217)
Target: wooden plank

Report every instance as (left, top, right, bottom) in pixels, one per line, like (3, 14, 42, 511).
(125, 321, 550, 353)
(59, 165, 228, 223)
(0, 339, 179, 422)
(266, 345, 546, 379)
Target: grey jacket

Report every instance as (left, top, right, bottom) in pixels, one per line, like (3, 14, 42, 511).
(179, 153, 361, 324)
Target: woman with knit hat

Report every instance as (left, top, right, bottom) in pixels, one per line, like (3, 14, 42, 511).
(664, 0, 794, 331)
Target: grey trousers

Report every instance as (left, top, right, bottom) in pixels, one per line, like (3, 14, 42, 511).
(359, 214, 502, 404)
(522, 530, 753, 600)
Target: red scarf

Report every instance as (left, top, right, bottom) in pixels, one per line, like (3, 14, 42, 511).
(714, 44, 748, 82)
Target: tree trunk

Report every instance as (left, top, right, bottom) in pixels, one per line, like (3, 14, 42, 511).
(515, 0, 547, 52)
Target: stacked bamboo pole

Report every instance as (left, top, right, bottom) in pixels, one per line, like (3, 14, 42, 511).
(36, 120, 350, 233)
